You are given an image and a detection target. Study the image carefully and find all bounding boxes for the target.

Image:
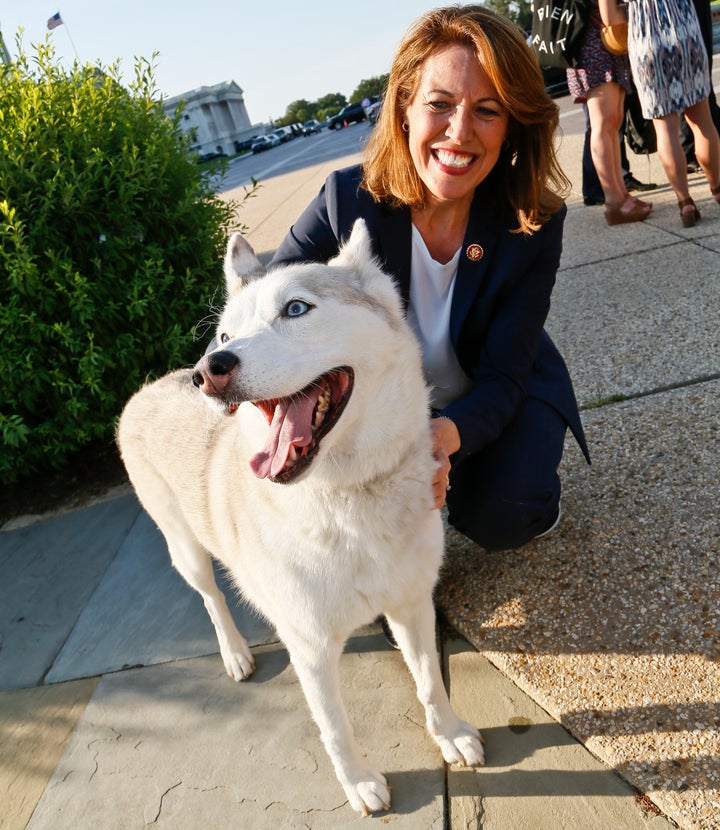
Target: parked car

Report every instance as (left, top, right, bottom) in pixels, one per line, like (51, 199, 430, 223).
(196, 150, 227, 163)
(302, 119, 322, 135)
(327, 102, 367, 130)
(251, 134, 279, 153)
(272, 126, 294, 143)
(234, 138, 255, 153)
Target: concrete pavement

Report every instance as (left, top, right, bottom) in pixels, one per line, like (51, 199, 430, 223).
(2, 114, 718, 829)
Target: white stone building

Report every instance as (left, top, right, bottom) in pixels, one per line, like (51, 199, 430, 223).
(163, 81, 264, 156)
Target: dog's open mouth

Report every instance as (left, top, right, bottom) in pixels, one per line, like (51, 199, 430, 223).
(248, 367, 354, 483)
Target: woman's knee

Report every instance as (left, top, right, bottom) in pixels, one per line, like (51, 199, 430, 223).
(446, 397, 567, 550)
(447, 489, 561, 551)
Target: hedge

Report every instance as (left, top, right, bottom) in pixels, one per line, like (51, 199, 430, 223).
(0, 39, 246, 483)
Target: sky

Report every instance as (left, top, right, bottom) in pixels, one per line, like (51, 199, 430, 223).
(1, 1, 440, 123)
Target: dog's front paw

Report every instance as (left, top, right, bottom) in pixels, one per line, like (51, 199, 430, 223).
(434, 719, 485, 767)
(343, 769, 391, 816)
(219, 633, 255, 681)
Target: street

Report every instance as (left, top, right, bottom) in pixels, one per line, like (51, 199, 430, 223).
(217, 123, 376, 193)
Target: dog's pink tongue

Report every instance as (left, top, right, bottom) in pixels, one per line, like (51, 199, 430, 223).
(250, 393, 318, 479)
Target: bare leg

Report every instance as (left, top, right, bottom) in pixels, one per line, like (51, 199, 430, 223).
(588, 83, 652, 223)
(587, 82, 629, 206)
(654, 112, 692, 202)
(653, 111, 704, 226)
(683, 98, 720, 198)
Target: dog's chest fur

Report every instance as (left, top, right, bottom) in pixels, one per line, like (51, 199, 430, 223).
(133, 369, 442, 635)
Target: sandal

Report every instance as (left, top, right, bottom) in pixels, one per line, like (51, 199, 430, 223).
(630, 194, 652, 210)
(605, 194, 653, 226)
(679, 197, 701, 228)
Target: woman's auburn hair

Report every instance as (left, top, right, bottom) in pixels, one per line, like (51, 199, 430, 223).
(362, 4, 570, 235)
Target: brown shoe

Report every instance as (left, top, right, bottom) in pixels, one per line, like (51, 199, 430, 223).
(679, 197, 700, 228)
(605, 194, 653, 226)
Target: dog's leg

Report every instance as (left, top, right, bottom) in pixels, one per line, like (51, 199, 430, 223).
(125, 450, 256, 681)
(386, 597, 485, 767)
(166, 531, 256, 681)
(287, 641, 391, 816)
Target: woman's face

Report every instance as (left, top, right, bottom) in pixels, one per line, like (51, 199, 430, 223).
(404, 43, 509, 209)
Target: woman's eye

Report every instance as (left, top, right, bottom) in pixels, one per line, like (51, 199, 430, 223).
(284, 299, 312, 318)
(220, 333, 230, 343)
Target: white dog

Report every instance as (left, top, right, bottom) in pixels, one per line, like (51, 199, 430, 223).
(117, 220, 484, 815)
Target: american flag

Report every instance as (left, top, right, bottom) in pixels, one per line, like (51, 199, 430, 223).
(47, 12, 63, 31)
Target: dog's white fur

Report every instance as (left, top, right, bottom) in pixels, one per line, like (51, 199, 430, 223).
(117, 221, 484, 815)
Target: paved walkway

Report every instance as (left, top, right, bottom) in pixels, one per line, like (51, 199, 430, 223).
(2, 117, 718, 829)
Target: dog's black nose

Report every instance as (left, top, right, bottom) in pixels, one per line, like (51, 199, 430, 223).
(192, 350, 239, 388)
(208, 350, 239, 376)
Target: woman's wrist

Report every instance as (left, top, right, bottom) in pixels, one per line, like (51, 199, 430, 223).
(431, 415, 461, 457)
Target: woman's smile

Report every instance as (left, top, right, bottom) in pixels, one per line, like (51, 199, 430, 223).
(432, 148, 477, 171)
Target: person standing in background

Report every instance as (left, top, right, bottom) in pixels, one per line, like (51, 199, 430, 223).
(581, 101, 657, 206)
(682, 0, 720, 171)
(613, 0, 720, 226)
(567, 0, 653, 224)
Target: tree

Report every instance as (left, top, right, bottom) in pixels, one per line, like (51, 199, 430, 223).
(350, 75, 389, 104)
(315, 92, 347, 122)
(277, 98, 314, 126)
(483, 0, 533, 31)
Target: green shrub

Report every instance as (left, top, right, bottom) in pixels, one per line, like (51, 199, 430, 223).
(0, 39, 244, 484)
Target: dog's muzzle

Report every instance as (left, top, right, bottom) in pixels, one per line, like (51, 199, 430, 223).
(192, 350, 238, 396)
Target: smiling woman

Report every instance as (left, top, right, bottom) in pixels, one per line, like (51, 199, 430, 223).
(270, 5, 590, 554)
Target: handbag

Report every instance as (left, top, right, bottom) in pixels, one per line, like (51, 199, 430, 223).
(600, 21, 628, 55)
(530, 0, 591, 69)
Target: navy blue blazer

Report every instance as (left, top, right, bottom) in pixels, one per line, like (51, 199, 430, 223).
(271, 164, 589, 465)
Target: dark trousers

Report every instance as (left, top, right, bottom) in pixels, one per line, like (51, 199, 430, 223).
(446, 397, 567, 551)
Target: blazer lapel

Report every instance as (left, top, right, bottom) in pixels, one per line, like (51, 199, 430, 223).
(450, 199, 504, 347)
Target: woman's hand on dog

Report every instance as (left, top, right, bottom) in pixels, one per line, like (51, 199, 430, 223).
(430, 417, 460, 509)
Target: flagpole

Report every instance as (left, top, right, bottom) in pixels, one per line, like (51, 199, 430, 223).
(62, 19, 80, 61)
(48, 11, 80, 61)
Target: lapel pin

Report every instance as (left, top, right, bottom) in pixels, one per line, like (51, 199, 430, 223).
(466, 243, 484, 261)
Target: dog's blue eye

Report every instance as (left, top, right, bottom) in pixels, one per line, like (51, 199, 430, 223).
(284, 299, 312, 318)
(220, 333, 230, 343)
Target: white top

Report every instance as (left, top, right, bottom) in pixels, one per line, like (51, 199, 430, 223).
(406, 225, 472, 409)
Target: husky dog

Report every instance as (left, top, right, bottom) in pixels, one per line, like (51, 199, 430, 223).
(117, 220, 484, 815)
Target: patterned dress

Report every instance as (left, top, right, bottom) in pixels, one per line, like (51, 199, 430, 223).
(627, 0, 710, 119)
(566, 0, 632, 102)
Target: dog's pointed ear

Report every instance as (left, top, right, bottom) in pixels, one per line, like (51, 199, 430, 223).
(330, 219, 404, 320)
(330, 219, 374, 272)
(224, 233, 266, 296)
